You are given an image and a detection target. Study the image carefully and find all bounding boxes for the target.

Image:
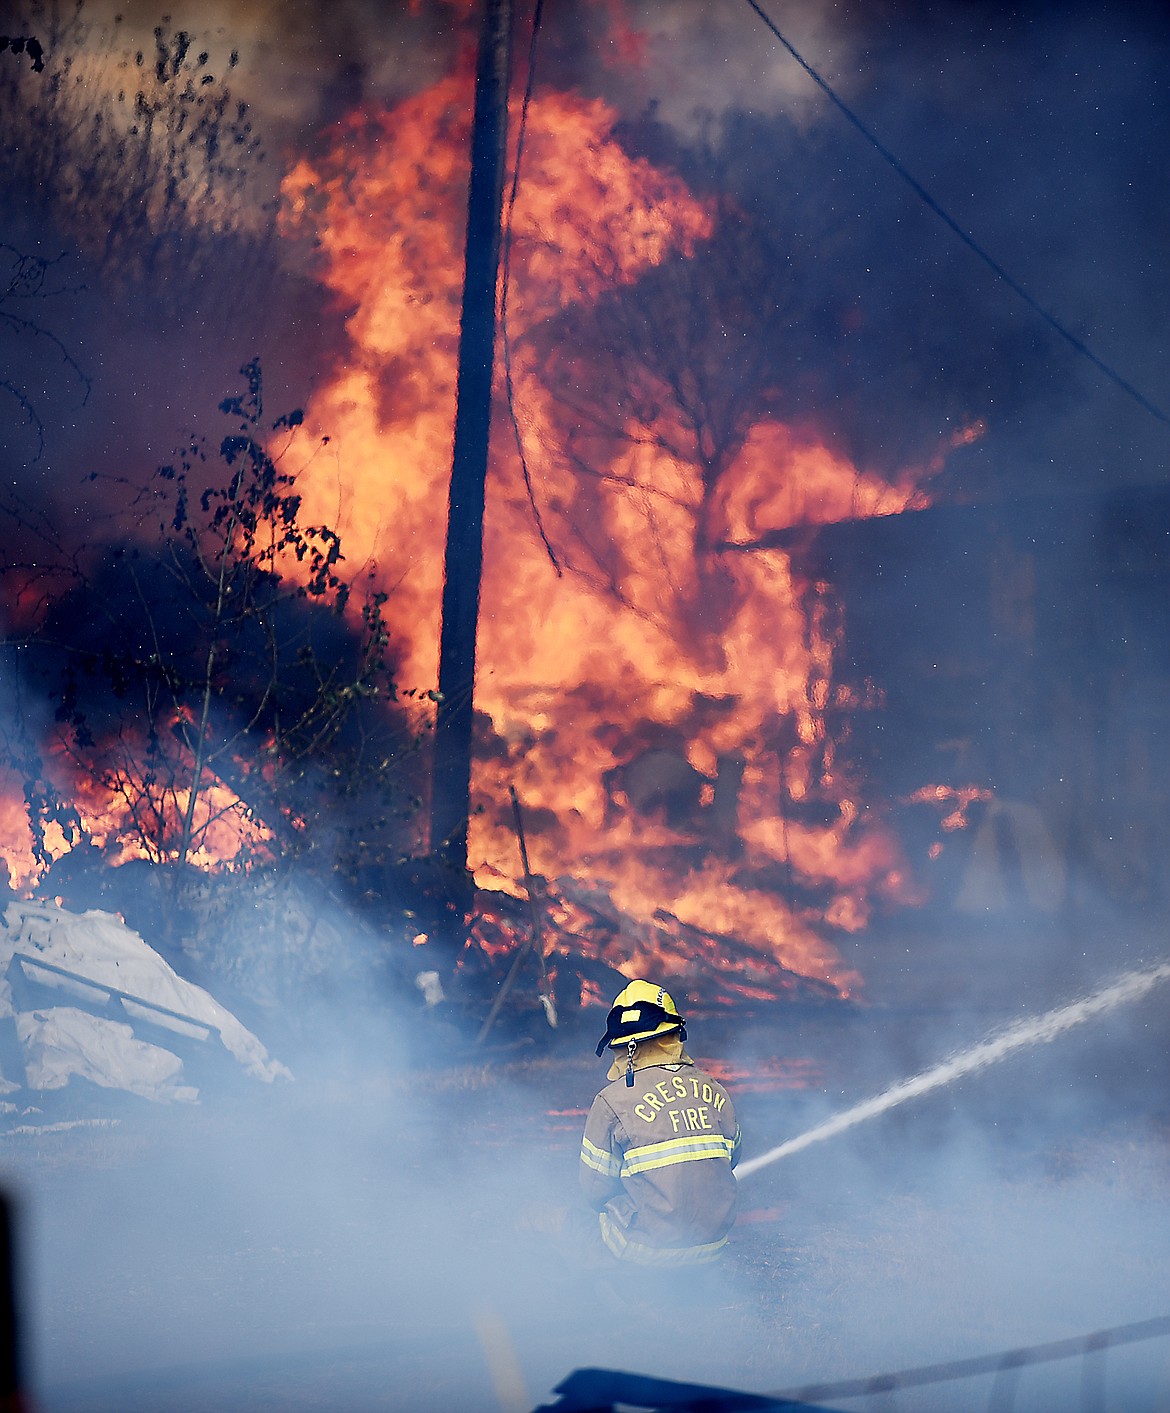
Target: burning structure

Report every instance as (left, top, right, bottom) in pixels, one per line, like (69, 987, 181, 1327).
(0, 6, 1168, 1409)
(0, 1, 1164, 1030)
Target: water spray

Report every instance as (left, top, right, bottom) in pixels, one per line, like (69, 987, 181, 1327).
(736, 959, 1170, 1180)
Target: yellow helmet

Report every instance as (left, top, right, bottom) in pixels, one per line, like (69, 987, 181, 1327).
(595, 979, 686, 1057)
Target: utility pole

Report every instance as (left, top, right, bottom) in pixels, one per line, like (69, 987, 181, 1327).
(429, 0, 513, 917)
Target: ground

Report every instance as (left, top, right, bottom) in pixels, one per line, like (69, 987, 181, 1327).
(6, 996, 1170, 1412)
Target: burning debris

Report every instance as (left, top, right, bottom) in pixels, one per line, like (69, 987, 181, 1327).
(0, 0, 1161, 1051)
(0, 8, 1166, 1411)
(272, 59, 971, 998)
(456, 868, 844, 1034)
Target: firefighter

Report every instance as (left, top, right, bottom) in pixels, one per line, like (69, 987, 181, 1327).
(579, 979, 741, 1267)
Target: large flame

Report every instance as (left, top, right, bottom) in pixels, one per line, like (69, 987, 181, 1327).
(274, 65, 982, 998)
(0, 59, 978, 1002)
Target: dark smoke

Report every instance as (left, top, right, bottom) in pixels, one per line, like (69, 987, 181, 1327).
(600, 0, 1170, 499)
(0, 4, 1168, 1409)
(3, 0, 1166, 523)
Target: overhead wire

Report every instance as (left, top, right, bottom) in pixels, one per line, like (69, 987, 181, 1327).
(743, 0, 1170, 431)
(500, 0, 563, 574)
(773, 1313, 1170, 1406)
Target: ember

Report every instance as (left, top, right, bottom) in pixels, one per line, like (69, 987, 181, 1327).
(907, 783, 995, 834)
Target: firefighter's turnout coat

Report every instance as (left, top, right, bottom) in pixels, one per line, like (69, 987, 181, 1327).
(579, 1038, 741, 1266)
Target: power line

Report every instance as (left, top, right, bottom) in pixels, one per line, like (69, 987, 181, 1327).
(743, 0, 1170, 431)
(774, 1313, 1170, 1405)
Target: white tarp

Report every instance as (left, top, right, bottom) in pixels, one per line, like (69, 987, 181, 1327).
(0, 901, 291, 1103)
(15, 1007, 199, 1103)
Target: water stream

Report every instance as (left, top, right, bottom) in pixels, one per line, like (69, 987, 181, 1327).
(736, 959, 1170, 1179)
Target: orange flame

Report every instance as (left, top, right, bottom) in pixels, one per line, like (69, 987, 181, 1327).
(907, 783, 995, 832)
(0, 732, 272, 891)
(272, 66, 984, 997)
(0, 57, 981, 1005)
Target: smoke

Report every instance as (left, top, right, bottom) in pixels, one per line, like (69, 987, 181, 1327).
(737, 960, 1170, 1176)
(1, 0, 1164, 605)
(9, 931, 1170, 1410)
(12, 0, 469, 136)
(0, 7, 1167, 1403)
(708, 954, 1170, 1407)
(541, 0, 853, 135)
(590, 0, 1170, 502)
(12, 963, 689, 1408)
